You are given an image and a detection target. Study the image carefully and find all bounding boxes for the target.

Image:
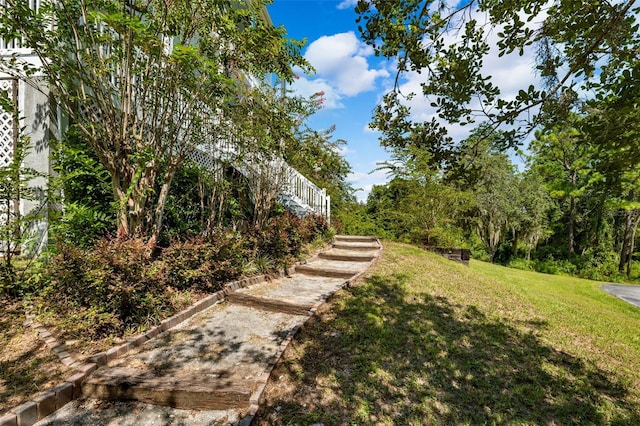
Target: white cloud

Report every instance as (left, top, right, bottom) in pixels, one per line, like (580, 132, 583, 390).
(335, 145, 356, 156)
(304, 32, 389, 100)
(289, 73, 344, 109)
(363, 123, 379, 134)
(347, 168, 390, 202)
(378, 8, 543, 144)
(337, 0, 358, 10)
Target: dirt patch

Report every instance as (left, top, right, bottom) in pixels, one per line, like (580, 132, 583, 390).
(0, 289, 211, 415)
(0, 298, 70, 415)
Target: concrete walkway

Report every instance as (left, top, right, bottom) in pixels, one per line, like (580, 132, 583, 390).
(33, 235, 381, 426)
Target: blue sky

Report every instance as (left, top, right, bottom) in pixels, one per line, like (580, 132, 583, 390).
(267, 0, 392, 202)
(267, 0, 541, 201)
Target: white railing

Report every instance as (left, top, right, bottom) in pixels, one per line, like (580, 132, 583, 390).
(282, 164, 330, 221)
(0, 0, 43, 51)
(187, 141, 330, 223)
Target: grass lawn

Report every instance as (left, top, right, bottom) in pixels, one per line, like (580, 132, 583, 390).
(254, 241, 640, 425)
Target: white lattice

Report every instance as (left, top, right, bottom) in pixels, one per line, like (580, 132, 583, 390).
(0, 78, 18, 252)
(0, 79, 15, 167)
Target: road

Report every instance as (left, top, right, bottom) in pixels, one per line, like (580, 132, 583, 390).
(601, 284, 640, 308)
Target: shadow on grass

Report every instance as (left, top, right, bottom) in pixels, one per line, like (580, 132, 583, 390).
(256, 273, 640, 425)
(0, 299, 67, 414)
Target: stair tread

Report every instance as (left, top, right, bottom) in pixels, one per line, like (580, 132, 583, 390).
(234, 275, 346, 306)
(319, 251, 375, 261)
(227, 292, 314, 315)
(83, 367, 254, 410)
(335, 235, 377, 242)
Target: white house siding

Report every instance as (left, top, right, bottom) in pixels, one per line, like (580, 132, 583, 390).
(0, 72, 56, 254)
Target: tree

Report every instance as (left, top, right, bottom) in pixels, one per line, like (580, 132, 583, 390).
(367, 146, 471, 246)
(529, 119, 596, 255)
(581, 67, 640, 276)
(0, 135, 46, 294)
(451, 130, 520, 262)
(517, 169, 553, 260)
(1, 0, 308, 245)
(285, 115, 352, 215)
(355, 0, 640, 151)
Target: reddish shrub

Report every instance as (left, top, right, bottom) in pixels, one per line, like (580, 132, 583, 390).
(161, 231, 247, 292)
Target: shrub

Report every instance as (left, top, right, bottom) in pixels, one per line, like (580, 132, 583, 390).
(38, 237, 173, 339)
(533, 258, 577, 276)
(572, 248, 625, 282)
(50, 203, 113, 249)
(335, 203, 384, 237)
(259, 221, 293, 262)
(161, 164, 208, 242)
(508, 258, 535, 271)
(32, 212, 333, 341)
(161, 232, 247, 292)
(252, 212, 331, 264)
(306, 214, 332, 240)
(0, 263, 17, 297)
(51, 128, 114, 249)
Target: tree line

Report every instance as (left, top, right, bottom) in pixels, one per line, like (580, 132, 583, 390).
(338, 0, 640, 281)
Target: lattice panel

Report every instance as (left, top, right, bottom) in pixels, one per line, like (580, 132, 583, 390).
(186, 147, 218, 170)
(0, 79, 16, 167)
(78, 101, 104, 123)
(0, 79, 18, 250)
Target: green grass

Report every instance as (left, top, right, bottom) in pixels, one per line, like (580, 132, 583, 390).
(255, 241, 640, 425)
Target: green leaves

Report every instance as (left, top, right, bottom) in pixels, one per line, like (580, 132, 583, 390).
(0, 91, 12, 114)
(355, 0, 640, 156)
(1, 0, 310, 240)
(0, 135, 47, 287)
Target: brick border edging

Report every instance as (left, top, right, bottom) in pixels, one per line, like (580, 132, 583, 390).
(24, 315, 83, 369)
(0, 257, 307, 426)
(0, 361, 98, 426)
(241, 238, 383, 424)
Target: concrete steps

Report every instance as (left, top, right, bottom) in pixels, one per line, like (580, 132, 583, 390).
(331, 238, 380, 251)
(294, 263, 357, 278)
(297, 257, 373, 274)
(334, 235, 378, 243)
(65, 236, 381, 422)
(81, 302, 302, 411)
(226, 292, 314, 316)
(231, 275, 346, 308)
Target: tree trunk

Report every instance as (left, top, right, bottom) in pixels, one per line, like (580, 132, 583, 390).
(198, 175, 206, 232)
(626, 211, 640, 277)
(568, 195, 576, 255)
(619, 209, 633, 273)
(112, 165, 154, 239)
(476, 216, 501, 263)
(148, 168, 175, 249)
(113, 175, 130, 238)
